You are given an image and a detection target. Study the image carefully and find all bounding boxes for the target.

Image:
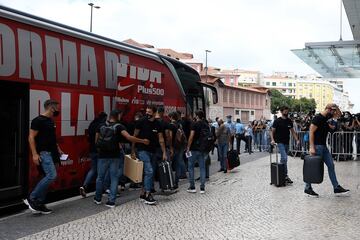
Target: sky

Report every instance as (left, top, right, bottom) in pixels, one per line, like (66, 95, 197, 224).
(1, 0, 359, 111)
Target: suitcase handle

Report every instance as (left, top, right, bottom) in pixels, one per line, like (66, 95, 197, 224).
(270, 143, 279, 164)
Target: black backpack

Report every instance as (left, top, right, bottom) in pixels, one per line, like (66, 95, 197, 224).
(197, 123, 215, 153)
(174, 123, 187, 150)
(96, 122, 120, 153)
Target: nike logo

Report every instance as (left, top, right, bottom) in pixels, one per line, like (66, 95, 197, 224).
(118, 83, 134, 91)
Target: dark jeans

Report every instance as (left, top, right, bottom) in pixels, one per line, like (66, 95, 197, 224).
(236, 133, 247, 154)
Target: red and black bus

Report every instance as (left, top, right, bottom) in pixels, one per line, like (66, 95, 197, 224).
(0, 6, 217, 209)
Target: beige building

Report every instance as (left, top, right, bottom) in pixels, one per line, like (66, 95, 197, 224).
(263, 75, 297, 99)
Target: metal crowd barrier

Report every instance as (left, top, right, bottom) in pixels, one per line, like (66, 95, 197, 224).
(288, 130, 359, 161)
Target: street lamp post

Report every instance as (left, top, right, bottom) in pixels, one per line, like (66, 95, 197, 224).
(88, 3, 100, 32)
(205, 50, 211, 82)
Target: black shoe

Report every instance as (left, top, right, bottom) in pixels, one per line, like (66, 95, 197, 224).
(218, 169, 224, 172)
(129, 183, 142, 190)
(304, 188, 319, 197)
(38, 204, 53, 214)
(187, 187, 196, 193)
(179, 175, 187, 180)
(144, 194, 157, 205)
(24, 198, 41, 213)
(94, 198, 102, 205)
(285, 176, 293, 184)
(334, 185, 350, 195)
(79, 186, 87, 198)
(139, 193, 146, 202)
(105, 201, 115, 208)
(200, 187, 205, 194)
(150, 188, 156, 194)
(195, 177, 200, 181)
(223, 170, 227, 173)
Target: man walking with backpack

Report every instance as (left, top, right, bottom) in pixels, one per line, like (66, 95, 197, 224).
(186, 110, 214, 194)
(94, 110, 149, 208)
(168, 111, 187, 189)
(80, 112, 107, 198)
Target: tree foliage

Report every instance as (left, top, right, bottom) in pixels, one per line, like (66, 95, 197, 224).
(269, 89, 316, 114)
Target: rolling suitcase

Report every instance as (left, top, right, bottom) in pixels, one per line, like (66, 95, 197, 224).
(227, 150, 240, 170)
(158, 161, 175, 191)
(303, 155, 324, 184)
(270, 144, 286, 187)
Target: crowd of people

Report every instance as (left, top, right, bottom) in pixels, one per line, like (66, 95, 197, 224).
(24, 99, 352, 214)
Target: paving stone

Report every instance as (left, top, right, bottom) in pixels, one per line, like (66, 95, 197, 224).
(17, 157, 360, 240)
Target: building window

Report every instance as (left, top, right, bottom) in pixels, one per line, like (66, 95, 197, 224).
(288, 83, 292, 87)
(223, 89, 228, 102)
(229, 90, 234, 103)
(266, 82, 270, 86)
(251, 111, 254, 116)
(236, 91, 240, 103)
(272, 82, 276, 86)
(235, 110, 240, 115)
(230, 78, 234, 86)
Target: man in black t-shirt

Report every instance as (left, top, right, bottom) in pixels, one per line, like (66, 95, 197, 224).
(270, 106, 299, 185)
(94, 110, 149, 208)
(186, 110, 209, 194)
(132, 106, 167, 205)
(305, 104, 350, 197)
(25, 99, 63, 214)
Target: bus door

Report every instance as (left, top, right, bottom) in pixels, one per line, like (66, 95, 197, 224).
(0, 81, 28, 206)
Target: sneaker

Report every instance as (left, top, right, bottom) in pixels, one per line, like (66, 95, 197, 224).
(129, 183, 142, 190)
(79, 186, 87, 198)
(223, 170, 227, 173)
(94, 198, 102, 205)
(187, 187, 196, 193)
(144, 194, 157, 205)
(105, 201, 115, 208)
(334, 185, 350, 195)
(200, 188, 205, 194)
(23, 198, 41, 213)
(285, 176, 293, 184)
(218, 169, 224, 172)
(38, 204, 52, 215)
(304, 188, 319, 198)
(119, 184, 125, 192)
(139, 194, 146, 202)
(105, 189, 110, 194)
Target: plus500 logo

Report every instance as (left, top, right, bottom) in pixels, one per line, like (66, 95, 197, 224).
(138, 85, 164, 96)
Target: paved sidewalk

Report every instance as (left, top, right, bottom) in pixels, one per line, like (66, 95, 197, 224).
(17, 156, 360, 239)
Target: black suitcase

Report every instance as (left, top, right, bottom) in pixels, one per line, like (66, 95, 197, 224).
(303, 155, 324, 184)
(158, 161, 175, 191)
(227, 150, 240, 170)
(270, 145, 286, 187)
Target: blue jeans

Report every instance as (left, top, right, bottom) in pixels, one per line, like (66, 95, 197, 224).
(95, 158, 120, 203)
(83, 152, 98, 188)
(218, 142, 228, 170)
(30, 151, 57, 203)
(173, 147, 186, 184)
(188, 150, 206, 189)
(277, 143, 289, 176)
(305, 145, 339, 190)
(138, 151, 155, 192)
(104, 150, 125, 189)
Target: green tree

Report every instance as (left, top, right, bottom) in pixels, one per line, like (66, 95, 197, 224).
(270, 90, 316, 114)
